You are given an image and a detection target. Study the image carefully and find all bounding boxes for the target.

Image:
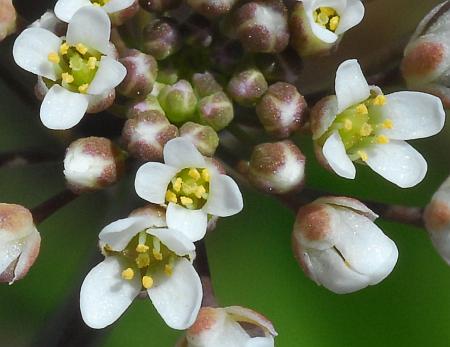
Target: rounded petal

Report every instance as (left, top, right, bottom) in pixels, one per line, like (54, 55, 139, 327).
(322, 131, 356, 179)
(164, 138, 206, 169)
(246, 336, 275, 347)
(381, 92, 445, 140)
(40, 85, 88, 130)
(0, 241, 23, 275)
(315, 196, 378, 221)
(365, 141, 427, 188)
(13, 28, 62, 81)
(224, 306, 277, 337)
(203, 174, 243, 217)
(103, 0, 135, 12)
(147, 227, 195, 257)
(335, 59, 370, 113)
(88, 56, 127, 95)
(310, 22, 338, 43)
(335, 0, 365, 35)
(66, 6, 111, 54)
(13, 229, 41, 283)
(99, 216, 151, 251)
(148, 258, 202, 330)
(166, 203, 208, 242)
(135, 162, 178, 204)
(54, 0, 92, 22)
(80, 257, 141, 329)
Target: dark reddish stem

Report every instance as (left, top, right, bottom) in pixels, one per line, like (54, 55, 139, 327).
(195, 240, 218, 307)
(31, 189, 78, 225)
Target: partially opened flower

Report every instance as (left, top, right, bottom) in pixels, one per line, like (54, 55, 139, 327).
(292, 197, 398, 294)
(135, 137, 243, 242)
(80, 204, 202, 329)
(13, 6, 127, 130)
(290, 0, 365, 56)
(177, 306, 277, 347)
(311, 59, 445, 188)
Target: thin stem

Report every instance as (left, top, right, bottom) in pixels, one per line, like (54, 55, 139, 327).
(0, 150, 60, 167)
(31, 189, 78, 225)
(194, 240, 217, 307)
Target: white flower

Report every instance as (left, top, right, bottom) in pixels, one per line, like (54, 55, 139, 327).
(292, 197, 398, 294)
(177, 306, 277, 347)
(135, 137, 243, 242)
(13, 6, 126, 130)
(311, 59, 445, 188)
(80, 205, 202, 330)
(54, 0, 136, 23)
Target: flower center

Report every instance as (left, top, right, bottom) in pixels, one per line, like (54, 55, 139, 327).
(313, 7, 340, 32)
(320, 93, 394, 162)
(165, 168, 210, 209)
(47, 41, 102, 94)
(90, 0, 110, 6)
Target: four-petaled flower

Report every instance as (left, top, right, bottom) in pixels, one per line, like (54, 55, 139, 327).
(13, 6, 127, 130)
(135, 137, 243, 242)
(311, 59, 445, 188)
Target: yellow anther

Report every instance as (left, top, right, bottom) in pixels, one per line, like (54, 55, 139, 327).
(329, 16, 340, 31)
(59, 43, 69, 55)
(136, 253, 150, 268)
(344, 119, 353, 131)
(195, 185, 206, 199)
(357, 150, 368, 162)
(376, 135, 390, 144)
(103, 244, 112, 252)
(61, 72, 74, 84)
(78, 84, 89, 94)
(383, 119, 394, 129)
(180, 196, 194, 206)
(201, 169, 210, 182)
(313, 11, 318, 21)
(320, 7, 336, 17)
(48, 52, 60, 64)
(92, 2, 101, 6)
(87, 56, 97, 70)
(164, 264, 173, 276)
(317, 12, 329, 26)
(142, 275, 154, 289)
(165, 190, 178, 203)
(153, 249, 163, 260)
(356, 104, 368, 115)
(136, 244, 149, 253)
(121, 268, 134, 280)
(373, 95, 386, 106)
(360, 123, 373, 137)
(188, 168, 201, 180)
(75, 43, 88, 55)
(173, 177, 182, 192)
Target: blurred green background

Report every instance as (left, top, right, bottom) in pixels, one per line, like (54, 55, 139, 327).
(1, 0, 450, 346)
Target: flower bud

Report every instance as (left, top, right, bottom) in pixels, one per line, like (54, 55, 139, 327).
(186, 0, 237, 18)
(118, 49, 158, 98)
(192, 72, 223, 98)
(0, 0, 17, 42)
(108, 0, 139, 26)
(254, 47, 303, 84)
(143, 17, 181, 61)
(126, 94, 165, 119)
(424, 176, 450, 264)
(0, 203, 40, 284)
(227, 68, 268, 107)
(197, 91, 234, 131)
(158, 80, 198, 123)
(122, 112, 178, 161)
(64, 137, 125, 193)
(256, 82, 307, 138)
(31, 10, 66, 36)
(139, 0, 182, 12)
(401, 2, 450, 108)
(292, 197, 398, 294)
(179, 122, 219, 156)
(234, 0, 289, 53)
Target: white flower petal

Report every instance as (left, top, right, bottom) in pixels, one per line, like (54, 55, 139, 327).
(148, 258, 202, 330)
(54, 0, 92, 22)
(164, 138, 206, 169)
(365, 141, 427, 188)
(335, 59, 370, 113)
(13, 28, 62, 81)
(135, 162, 178, 204)
(381, 92, 445, 140)
(315, 196, 378, 221)
(0, 241, 22, 275)
(88, 56, 127, 95)
(322, 131, 356, 179)
(246, 336, 275, 347)
(80, 257, 141, 329)
(66, 6, 111, 54)
(224, 306, 277, 337)
(310, 22, 338, 43)
(203, 175, 243, 217)
(335, 0, 365, 35)
(146, 228, 195, 257)
(99, 216, 151, 251)
(13, 229, 41, 282)
(166, 203, 208, 242)
(103, 0, 135, 12)
(40, 85, 88, 130)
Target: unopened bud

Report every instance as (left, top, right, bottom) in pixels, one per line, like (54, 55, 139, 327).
(234, 0, 289, 53)
(197, 91, 234, 131)
(248, 141, 305, 194)
(126, 94, 165, 119)
(0, 0, 17, 42)
(227, 68, 268, 107)
(118, 49, 158, 98)
(64, 137, 125, 193)
(143, 17, 181, 61)
(139, 0, 181, 12)
(256, 82, 307, 138)
(180, 122, 219, 156)
(192, 72, 223, 97)
(186, 0, 237, 18)
(122, 112, 178, 161)
(0, 203, 40, 284)
(108, 0, 139, 26)
(158, 80, 198, 123)
(292, 197, 398, 294)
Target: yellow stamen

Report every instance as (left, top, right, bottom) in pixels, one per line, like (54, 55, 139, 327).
(360, 123, 373, 137)
(142, 275, 154, 289)
(188, 168, 201, 180)
(153, 249, 163, 260)
(136, 244, 149, 253)
(164, 264, 173, 276)
(180, 196, 194, 206)
(357, 150, 368, 162)
(87, 56, 97, 70)
(173, 177, 182, 192)
(78, 84, 89, 94)
(356, 104, 368, 115)
(121, 268, 134, 280)
(377, 135, 390, 144)
(373, 95, 386, 106)
(201, 169, 210, 182)
(344, 119, 353, 131)
(320, 7, 336, 17)
(103, 244, 112, 252)
(195, 185, 206, 199)
(59, 43, 69, 55)
(75, 43, 88, 55)
(61, 72, 74, 84)
(165, 190, 178, 203)
(136, 253, 150, 268)
(329, 16, 340, 31)
(317, 12, 329, 26)
(383, 119, 394, 129)
(48, 52, 60, 64)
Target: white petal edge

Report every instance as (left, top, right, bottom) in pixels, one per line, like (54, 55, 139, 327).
(380, 91, 445, 140)
(148, 258, 202, 330)
(103, 0, 135, 12)
(246, 336, 275, 347)
(54, 0, 92, 22)
(66, 6, 111, 54)
(365, 140, 427, 188)
(135, 162, 178, 204)
(203, 174, 243, 217)
(80, 257, 141, 329)
(40, 85, 88, 130)
(0, 241, 23, 275)
(88, 56, 127, 95)
(13, 28, 62, 81)
(166, 203, 208, 242)
(99, 216, 152, 251)
(224, 306, 277, 336)
(164, 138, 206, 169)
(335, 59, 370, 113)
(335, 0, 365, 35)
(322, 131, 356, 179)
(147, 227, 196, 257)
(13, 229, 41, 283)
